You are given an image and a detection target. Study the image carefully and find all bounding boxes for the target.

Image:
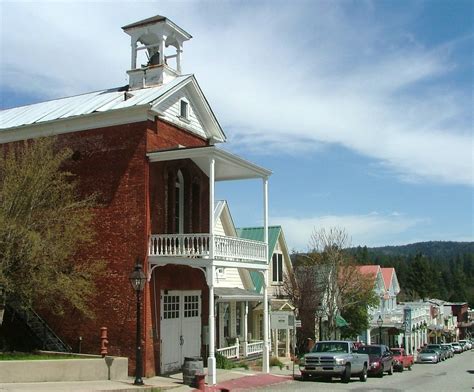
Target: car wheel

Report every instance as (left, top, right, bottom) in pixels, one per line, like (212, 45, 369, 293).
(301, 372, 309, 381)
(359, 364, 368, 382)
(399, 365, 404, 373)
(407, 364, 412, 371)
(378, 369, 384, 378)
(341, 364, 351, 384)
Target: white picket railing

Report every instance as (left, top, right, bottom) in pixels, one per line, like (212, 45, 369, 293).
(245, 340, 264, 356)
(149, 234, 267, 263)
(217, 338, 240, 359)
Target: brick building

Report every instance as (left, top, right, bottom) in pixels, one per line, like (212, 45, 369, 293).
(0, 15, 272, 384)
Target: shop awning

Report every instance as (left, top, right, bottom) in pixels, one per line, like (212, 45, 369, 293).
(214, 287, 263, 302)
(336, 315, 349, 327)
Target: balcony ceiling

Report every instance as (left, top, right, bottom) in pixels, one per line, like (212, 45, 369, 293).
(147, 146, 272, 181)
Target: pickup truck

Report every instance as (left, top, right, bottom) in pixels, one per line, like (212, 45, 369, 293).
(390, 348, 413, 372)
(299, 341, 369, 383)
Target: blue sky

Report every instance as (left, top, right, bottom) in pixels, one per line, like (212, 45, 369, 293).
(1, 1, 473, 250)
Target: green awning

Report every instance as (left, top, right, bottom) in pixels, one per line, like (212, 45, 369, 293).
(336, 315, 349, 327)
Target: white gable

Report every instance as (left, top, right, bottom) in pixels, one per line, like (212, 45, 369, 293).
(213, 201, 253, 290)
(154, 89, 207, 139)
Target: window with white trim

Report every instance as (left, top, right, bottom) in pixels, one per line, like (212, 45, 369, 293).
(272, 253, 283, 283)
(180, 99, 189, 120)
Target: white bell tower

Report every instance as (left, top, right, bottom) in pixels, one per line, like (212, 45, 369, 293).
(122, 15, 192, 90)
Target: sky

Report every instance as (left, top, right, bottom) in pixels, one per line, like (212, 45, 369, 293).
(1, 0, 473, 251)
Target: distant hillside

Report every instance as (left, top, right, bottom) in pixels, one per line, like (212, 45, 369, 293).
(365, 241, 474, 260)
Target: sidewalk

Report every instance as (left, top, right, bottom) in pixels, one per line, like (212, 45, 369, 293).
(0, 359, 298, 392)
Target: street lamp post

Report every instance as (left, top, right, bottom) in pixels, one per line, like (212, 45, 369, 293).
(129, 261, 146, 386)
(377, 315, 383, 345)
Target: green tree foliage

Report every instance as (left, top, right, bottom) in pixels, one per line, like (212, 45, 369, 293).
(0, 138, 104, 319)
(340, 286, 379, 340)
(352, 243, 474, 307)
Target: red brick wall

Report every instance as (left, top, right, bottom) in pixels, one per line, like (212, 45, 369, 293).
(1, 117, 211, 377)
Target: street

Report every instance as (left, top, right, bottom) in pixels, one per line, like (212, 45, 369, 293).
(253, 350, 473, 391)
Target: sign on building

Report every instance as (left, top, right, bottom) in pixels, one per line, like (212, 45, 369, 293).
(270, 311, 295, 329)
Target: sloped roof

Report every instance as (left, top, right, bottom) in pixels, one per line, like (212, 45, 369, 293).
(358, 265, 380, 279)
(236, 226, 282, 292)
(381, 267, 395, 291)
(0, 75, 189, 130)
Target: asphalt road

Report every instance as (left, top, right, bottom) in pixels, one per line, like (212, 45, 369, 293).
(254, 350, 474, 392)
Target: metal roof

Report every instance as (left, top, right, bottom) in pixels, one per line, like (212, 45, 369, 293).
(236, 226, 282, 292)
(0, 75, 191, 131)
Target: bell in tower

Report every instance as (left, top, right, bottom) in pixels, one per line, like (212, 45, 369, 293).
(122, 15, 192, 90)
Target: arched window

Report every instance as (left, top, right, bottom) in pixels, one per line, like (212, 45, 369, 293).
(175, 170, 184, 233)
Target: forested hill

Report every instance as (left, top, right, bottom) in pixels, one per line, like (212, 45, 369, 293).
(350, 241, 474, 307)
(365, 241, 474, 260)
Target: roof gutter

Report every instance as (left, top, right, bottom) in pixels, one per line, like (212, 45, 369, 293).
(0, 105, 150, 144)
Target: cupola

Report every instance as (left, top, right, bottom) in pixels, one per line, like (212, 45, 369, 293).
(122, 15, 192, 90)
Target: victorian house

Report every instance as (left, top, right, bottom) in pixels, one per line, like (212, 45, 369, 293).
(0, 15, 273, 384)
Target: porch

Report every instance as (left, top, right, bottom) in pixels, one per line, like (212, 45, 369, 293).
(146, 146, 272, 385)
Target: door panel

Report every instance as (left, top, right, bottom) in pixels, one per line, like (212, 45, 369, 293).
(182, 291, 202, 359)
(161, 291, 182, 373)
(161, 290, 202, 373)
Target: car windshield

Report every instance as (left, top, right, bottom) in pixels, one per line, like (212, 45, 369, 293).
(391, 349, 401, 354)
(311, 342, 349, 353)
(427, 345, 440, 349)
(421, 349, 436, 354)
(355, 346, 382, 355)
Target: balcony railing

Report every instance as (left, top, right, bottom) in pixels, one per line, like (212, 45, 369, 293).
(149, 234, 267, 263)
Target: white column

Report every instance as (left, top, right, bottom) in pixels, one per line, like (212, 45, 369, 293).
(285, 329, 290, 357)
(263, 177, 268, 252)
(207, 266, 216, 385)
(131, 40, 137, 69)
(366, 328, 371, 345)
(263, 271, 270, 373)
(218, 303, 224, 348)
(176, 45, 183, 73)
(273, 329, 278, 357)
(159, 37, 166, 65)
(242, 301, 249, 344)
(207, 157, 216, 385)
(230, 302, 237, 338)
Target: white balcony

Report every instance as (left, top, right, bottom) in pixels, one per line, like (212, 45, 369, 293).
(149, 234, 267, 264)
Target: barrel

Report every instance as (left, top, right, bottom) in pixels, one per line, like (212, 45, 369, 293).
(182, 356, 204, 387)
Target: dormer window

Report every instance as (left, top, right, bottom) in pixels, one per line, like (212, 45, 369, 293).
(180, 100, 189, 120)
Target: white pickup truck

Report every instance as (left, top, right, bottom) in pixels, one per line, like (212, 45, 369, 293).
(299, 341, 369, 383)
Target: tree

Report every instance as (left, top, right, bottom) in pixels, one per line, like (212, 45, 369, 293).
(285, 228, 378, 345)
(0, 137, 104, 325)
(283, 253, 325, 351)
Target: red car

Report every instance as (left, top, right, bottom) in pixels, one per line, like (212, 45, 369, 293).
(390, 348, 414, 372)
(356, 345, 393, 377)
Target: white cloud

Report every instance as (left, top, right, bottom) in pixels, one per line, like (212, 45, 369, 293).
(274, 212, 426, 251)
(1, 2, 472, 186)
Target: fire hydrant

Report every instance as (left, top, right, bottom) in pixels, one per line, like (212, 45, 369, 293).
(100, 327, 108, 357)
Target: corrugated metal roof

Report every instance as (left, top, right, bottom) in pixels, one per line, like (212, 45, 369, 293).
(0, 75, 191, 130)
(236, 226, 282, 292)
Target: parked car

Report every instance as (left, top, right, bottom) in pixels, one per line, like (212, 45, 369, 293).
(390, 348, 414, 372)
(440, 343, 454, 358)
(451, 342, 463, 354)
(299, 341, 369, 383)
(426, 344, 447, 361)
(459, 340, 472, 350)
(458, 341, 467, 351)
(417, 349, 439, 364)
(355, 344, 393, 377)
